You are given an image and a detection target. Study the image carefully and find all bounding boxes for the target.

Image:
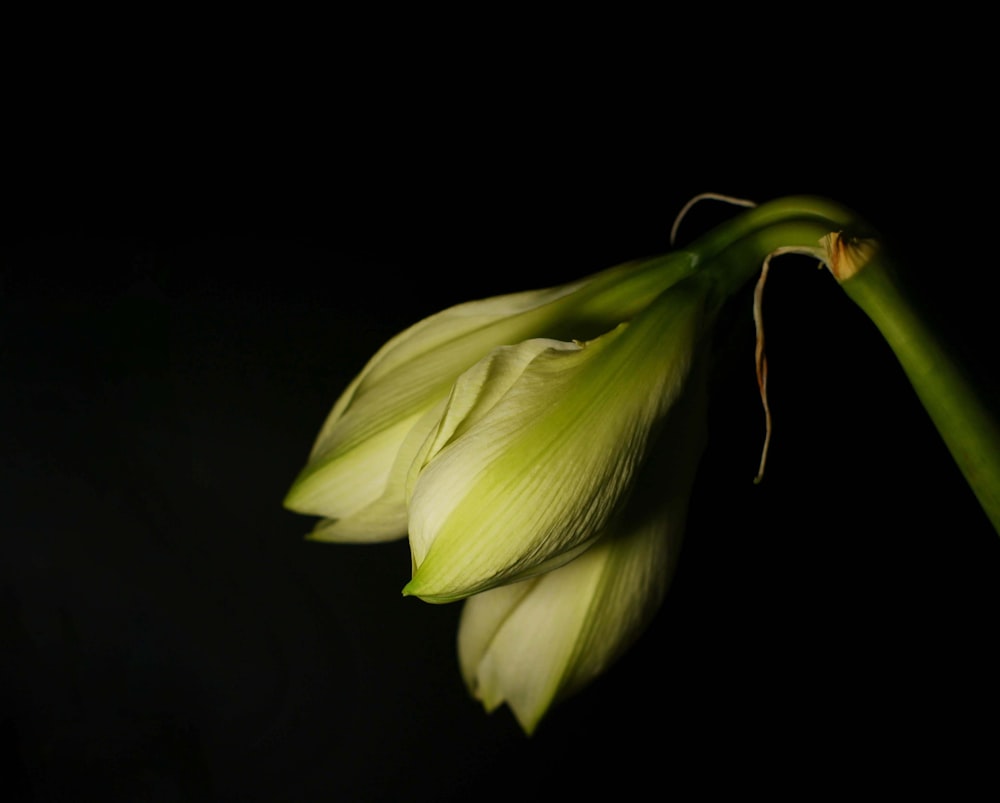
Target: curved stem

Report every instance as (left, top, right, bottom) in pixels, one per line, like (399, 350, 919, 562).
(829, 235, 1000, 535)
(681, 197, 1000, 537)
(669, 197, 874, 484)
(684, 195, 871, 270)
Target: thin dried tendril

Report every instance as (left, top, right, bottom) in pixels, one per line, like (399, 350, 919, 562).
(670, 192, 757, 246)
(752, 246, 830, 483)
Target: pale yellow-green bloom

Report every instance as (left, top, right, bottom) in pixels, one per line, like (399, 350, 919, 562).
(284, 252, 696, 542)
(457, 351, 708, 734)
(403, 271, 718, 603)
(280, 195, 970, 736)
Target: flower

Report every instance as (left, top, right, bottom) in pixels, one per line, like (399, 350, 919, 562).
(281, 194, 889, 734)
(283, 251, 696, 542)
(456, 350, 709, 734)
(402, 271, 720, 603)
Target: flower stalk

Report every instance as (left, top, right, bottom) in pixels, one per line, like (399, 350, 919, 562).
(283, 193, 1000, 735)
(823, 233, 1000, 534)
(283, 250, 700, 541)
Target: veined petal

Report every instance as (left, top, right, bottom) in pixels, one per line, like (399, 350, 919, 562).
(459, 526, 669, 734)
(457, 356, 709, 734)
(403, 337, 581, 504)
(404, 274, 714, 602)
(285, 252, 697, 540)
(286, 412, 420, 522)
(305, 398, 448, 542)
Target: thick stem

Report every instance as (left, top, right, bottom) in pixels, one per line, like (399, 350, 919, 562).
(831, 236, 1000, 535)
(684, 195, 871, 270)
(686, 199, 1000, 536)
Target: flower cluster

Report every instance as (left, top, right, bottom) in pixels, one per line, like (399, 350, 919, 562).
(284, 195, 871, 733)
(284, 259, 718, 730)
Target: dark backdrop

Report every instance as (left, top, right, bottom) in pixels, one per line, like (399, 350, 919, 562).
(4, 79, 998, 801)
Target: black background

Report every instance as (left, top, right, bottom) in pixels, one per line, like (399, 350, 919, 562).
(4, 35, 999, 802)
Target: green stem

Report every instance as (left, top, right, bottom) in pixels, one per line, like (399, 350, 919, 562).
(684, 195, 870, 268)
(682, 196, 1000, 536)
(680, 195, 872, 305)
(830, 235, 1000, 535)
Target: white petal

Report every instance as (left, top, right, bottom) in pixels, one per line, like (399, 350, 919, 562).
(285, 253, 696, 534)
(285, 412, 420, 521)
(304, 399, 446, 542)
(458, 354, 709, 733)
(404, 277, 711, 601)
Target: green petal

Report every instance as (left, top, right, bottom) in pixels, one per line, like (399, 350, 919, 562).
(285, 253, 696, 537)
(285, 412, 420, 522)
(303, 398, 448, 542)
(459, 532, 662, 734)
(404, 275, 713, 602)
(457, 357, 708, 734)
(403, 337, 580, 505)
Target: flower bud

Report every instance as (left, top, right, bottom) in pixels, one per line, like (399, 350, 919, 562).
(402, 273, 716, 602)
(456, 353, 709, 733)
(284, 253, 695, 541)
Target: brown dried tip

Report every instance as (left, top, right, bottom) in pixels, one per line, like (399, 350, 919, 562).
(822, 231, 879, 283)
